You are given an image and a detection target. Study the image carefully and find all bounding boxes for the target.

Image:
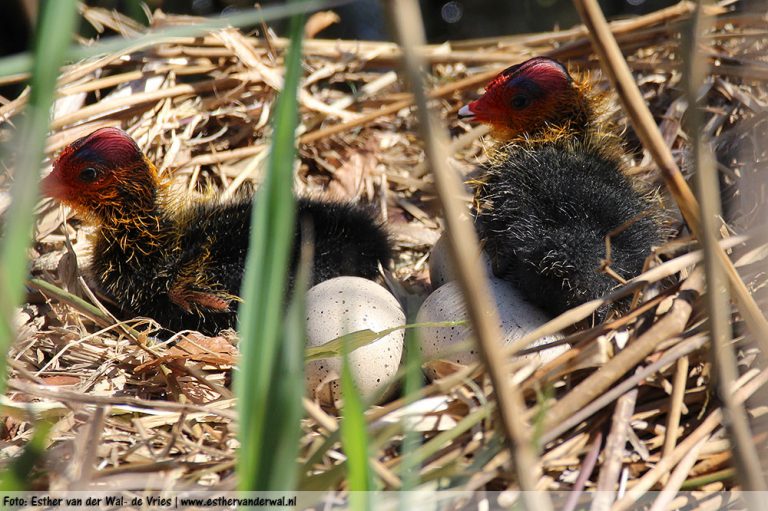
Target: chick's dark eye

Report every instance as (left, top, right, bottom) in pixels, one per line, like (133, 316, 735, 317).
(79, 167, 98, 183)
(511, 94, 530, 109)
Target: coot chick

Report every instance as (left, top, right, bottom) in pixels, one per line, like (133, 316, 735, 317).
(459, 57, 663, 318)
(41, 128, 391, 334)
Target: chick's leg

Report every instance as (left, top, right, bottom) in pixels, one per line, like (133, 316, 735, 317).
(168, 281, 232, 313)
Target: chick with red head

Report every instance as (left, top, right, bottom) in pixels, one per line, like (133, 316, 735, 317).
(459, 57, 594, 141)
(42, 127, 391, 334)
(43, 128, 160, 220)
(460, 57, 663, 319)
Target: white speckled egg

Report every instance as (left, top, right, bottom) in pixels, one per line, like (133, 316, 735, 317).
(416, 278, 567, 381)
(305, 277, 405, 405)
(429, 231, 492, 289)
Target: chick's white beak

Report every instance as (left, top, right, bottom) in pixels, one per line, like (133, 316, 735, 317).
(458, 104, 475, 120)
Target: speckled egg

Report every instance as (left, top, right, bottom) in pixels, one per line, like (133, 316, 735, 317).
(429, 231, 492, 289)
(416, 278, 567, 381)
(305, 276, 405, 405)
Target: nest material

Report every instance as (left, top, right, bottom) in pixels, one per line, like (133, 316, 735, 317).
(2, 0, 768, 502)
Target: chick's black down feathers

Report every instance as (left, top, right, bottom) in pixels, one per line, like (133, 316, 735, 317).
(91, 196, 390, 335)
(474, 142, 661, 319)
(291, 199, 392, 284)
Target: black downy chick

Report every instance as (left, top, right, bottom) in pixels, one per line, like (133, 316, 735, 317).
(458, 57, 663, 318)
(41, 128, 391, 334)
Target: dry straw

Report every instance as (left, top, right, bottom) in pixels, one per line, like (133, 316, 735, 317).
(1, 0, 766, 505)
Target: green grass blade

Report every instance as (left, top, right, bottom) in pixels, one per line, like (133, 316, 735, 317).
(340, 336, 373, 509)
(265, 224, 313, 489)
(0, 0, 352, 78)
(27, 278, 109, 323)
(235, 7, 304, 491)
(0, 0, 79, 394)
(304, 320, 466, 362)
(399, 327, 423, 496)
(260, 261, 307, 490)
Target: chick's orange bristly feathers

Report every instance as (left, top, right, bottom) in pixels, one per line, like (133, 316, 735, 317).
(42, 127, 392, 335)
(461, 57, 664, 320)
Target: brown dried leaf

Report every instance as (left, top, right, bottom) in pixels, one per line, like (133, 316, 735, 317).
(134, 334, 238, 373)
(327, 150, 377, 199)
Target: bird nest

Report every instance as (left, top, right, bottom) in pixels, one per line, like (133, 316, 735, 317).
(3, 0, 768, 505)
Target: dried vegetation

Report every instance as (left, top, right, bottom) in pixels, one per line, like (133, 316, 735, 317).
(1, 0, 768, 505)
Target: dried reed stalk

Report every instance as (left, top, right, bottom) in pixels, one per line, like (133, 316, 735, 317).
(684, 1, 766, 492)
(543, 269, 704, 440)
(5, 0, 765, 498)
(387, 0, 551, 507)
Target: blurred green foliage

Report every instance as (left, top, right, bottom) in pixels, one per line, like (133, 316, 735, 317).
(0, 0, 79, 393)
(235, 4, 304, 492)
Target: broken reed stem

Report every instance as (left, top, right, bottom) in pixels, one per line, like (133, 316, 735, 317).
(594, 389, 638, 510)
(684, 2, 767, 492)
(542, 269, 704, 442)
(614, 367, 768, 510)
(6, 379, 237, 419)
(51, 75, 249, 130)
(562, 430, 602, 511)
(71, 406, 106, 489)
(542, 333, 709, 449)
(661, 356, 689, 481)
(16, 3, 703, 154)
(571, 0, 768, 356)
(648, 434, 710, 511)
(386, 1, 551, 508)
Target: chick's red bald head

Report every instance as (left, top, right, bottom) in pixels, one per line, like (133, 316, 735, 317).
(459, 57, 580, 140)
(42, 127, 145, 204)
(41, 127, 160, 223)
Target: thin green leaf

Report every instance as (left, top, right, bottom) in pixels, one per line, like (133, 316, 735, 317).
(0, 0, 79, 394)
(27, 278, 110, 323)
(399, 327, 423, 496)
(304, 320, 466, 362)
(0, 0, 352, 78)
(235, 8, 304, 491)
(341, 335, 373, 508)
(261, 221, 314, 489)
